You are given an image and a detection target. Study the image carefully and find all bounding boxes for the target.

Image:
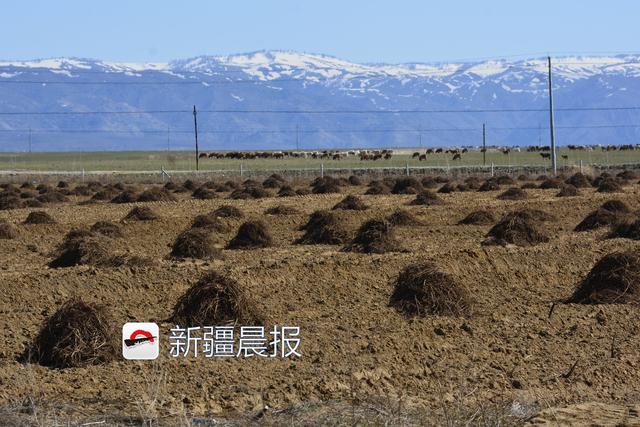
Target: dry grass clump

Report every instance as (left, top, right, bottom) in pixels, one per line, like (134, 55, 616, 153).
(227, 220, 273, 249)
(603, 199, 630, 213)
(296, 210, 350, 245)
(497, 187, 528, 200)
(409, 190, 444, 206)
(265, 205, 299, 215)
(91, 188, 118, 201)
(392, 177, 423, 194)
(387, 209, 423, 226)
(597, 178, 623, 193)
(332, 195, 368, 211)
(73, 185, 93, 196)
(182, 179, 198, 191)
(556, 184, 579, 197)
(171, 272, 263, 326)
(192, 187, 218, 200)
(520, 182, 538, 189)
(36, 191, 69, 204)
(464, 176, 482, 190)
(123, 206, 159, 221)
(343, 219, 404, 253)
(24, 211, 56, 224)
(0, 219, 18, 239)
(617, 170, 638, 181)
(170, 228, 221, 259)
(311, 176, 342, 194)
(568, 251, 640, 304)
(485, 210, 551, 246)
(137, 187, 177, 202)
(459, 210, 496, 225)
(49, 232, 111, 268)
(26, 299, 117, 368)
(477, 179, 500, 192)
(90, 221, 123, 238)
(0, 194, 23, 210)
(213, 205, 244, 219)
(365, 181, 391, 195)
(566, 172, 592, 188)
(25, 199, 44, 208)
(190, 213, 229, 232)
(390, 262, 472, 317)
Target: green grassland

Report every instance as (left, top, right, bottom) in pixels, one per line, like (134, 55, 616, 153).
(0, 148, 638, 173)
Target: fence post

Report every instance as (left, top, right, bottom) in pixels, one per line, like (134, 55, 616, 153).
(405, 162, 410, 176)
(579, 160, 583, 174)
(240, 162, 244, 177)
(81, 168, 85, 182)
(321, 163, 324, 178)
(491, 162, 495, 177)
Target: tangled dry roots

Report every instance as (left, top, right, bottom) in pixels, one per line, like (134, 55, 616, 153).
(568, 251, 640, 304)
(485, 210, 550, 246)
(332, 195, 368, 211)
(459, 210, 496, 225)
(227, 220, 273, 249)
(575, 200, 630, 232)
(90, 221, 123, 238)
(497, 187, 528, 200)
(392, 177, 423, 194)
(213, 205, 244, 218)
(137, 187, 177, 202)
(343, 219, 403, 254)
(49, 233, 111, 267)
(387, 209, 423, 226)
(556, 184, 579, 197)
(124, 206, 159, 221)
(0, 220, 18, 239)
(24, 211, 56, 224)
(311, 176, 342, 194)
(190, 214, 229, 232)
(609, 218, 640, 240)
(409, 190, 444, 206)
(171, 228, 221, 259)
(390, 262, 472, 317)
(565, 173, 592, 188)
(265, 205, 299, 215)
(296, 210, 349, 245)
(27, 299, 117, 368)
(365, 182, 391, 195)
(477, 179, 500, 192)
(171, 271, 263, 326)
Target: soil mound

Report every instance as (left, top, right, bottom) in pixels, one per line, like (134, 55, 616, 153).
(364, 182, 391, 195)
(137, 188, 177, 202)
(477, 179, 500, 192)
(557, 185, 579, 197)
(90, 221, 123, 238)
(390, 262, 472, 316)
(311, 176, 342, 194)
(192, 187, 218, 200)
(348, 175, 363, 186)
(49, 233, 112, 268)
(597, 178, 623, 193)
(265, 205, 299, 215)
(277, 185, 298, 197)
(566, 173, 592, 188)
(392, 177, 423, 194)
(110, 191, 138, 204)
(539, 178, 563, 189)
(190, 214, 229, 232)
(601, 199, 630, 213)
(609, 218, 640, 240)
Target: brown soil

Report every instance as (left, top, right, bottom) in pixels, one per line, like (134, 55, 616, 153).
(459, 210, 496, 225)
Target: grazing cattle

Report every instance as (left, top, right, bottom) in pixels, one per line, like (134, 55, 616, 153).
(198, 153, 208, 159)
(502, 149, 511, 155)
(540, 153, 551, 159)
(384, 153, 392, 160)
(452, 153, 462, 161)
(561, 155, 568, 160)
(418, 154, 427, 161)
(412, 152, 420, 158)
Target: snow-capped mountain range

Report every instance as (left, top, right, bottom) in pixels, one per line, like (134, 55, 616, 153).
(0, 51, 639, 151)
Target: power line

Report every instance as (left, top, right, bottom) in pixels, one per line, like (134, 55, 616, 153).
(2, 106, 640, 116)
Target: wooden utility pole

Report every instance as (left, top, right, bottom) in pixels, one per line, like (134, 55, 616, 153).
(548, 57, 557, 175)
(193, 105, 199, 171)
(482, 123, 486, 166)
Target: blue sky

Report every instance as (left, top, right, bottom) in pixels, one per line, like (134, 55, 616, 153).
(1, 0, 639, 63)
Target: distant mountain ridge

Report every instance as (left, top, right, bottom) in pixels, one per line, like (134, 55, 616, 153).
(0, 51, 639, 151)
